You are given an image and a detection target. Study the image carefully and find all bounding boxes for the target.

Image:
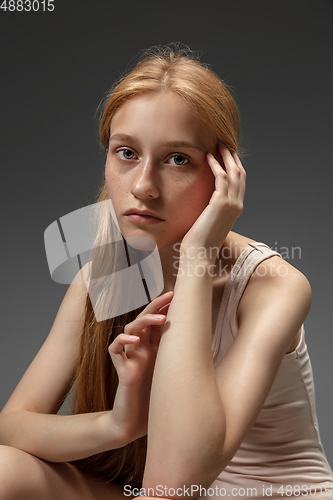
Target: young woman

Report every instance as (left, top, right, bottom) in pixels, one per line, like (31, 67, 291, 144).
(0, 46, 332, 500)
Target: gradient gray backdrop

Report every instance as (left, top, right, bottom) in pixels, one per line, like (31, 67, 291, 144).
(1, 0, 332, 464)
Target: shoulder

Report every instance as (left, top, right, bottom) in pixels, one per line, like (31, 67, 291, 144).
(225, 232, 311, 296)
(71, 261, 91, 286)
(220, 231, 312, 319)
(252, 254, 311, 299)
(49, 263, 90, 333)
(238, 252, 312, 326)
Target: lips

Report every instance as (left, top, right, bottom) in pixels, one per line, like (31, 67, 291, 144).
(124, 209, 164, 225)
(124, 208, 164, 220)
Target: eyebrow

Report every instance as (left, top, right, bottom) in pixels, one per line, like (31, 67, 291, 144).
(109, 133, 203, 151)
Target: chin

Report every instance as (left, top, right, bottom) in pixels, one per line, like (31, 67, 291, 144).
(124, 236, 157, 251)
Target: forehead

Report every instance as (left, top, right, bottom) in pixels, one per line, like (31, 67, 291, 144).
(110, 91, 215, 149)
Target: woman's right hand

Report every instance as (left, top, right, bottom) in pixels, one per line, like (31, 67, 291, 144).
(108, 290, 174, 444)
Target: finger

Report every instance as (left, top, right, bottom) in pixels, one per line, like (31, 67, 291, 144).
(136, 291, 174, 318)
(130, 324, 151, 348)
(219, 146, 243, 200)
(230, 151, 246, 182)
(157, 302, 172, 316)
(207, 153, 229, 198)
(108, 333, 140, 356)
(124, 313, 167, 339)
(231, 152, 246, 202)
(232, 151, 246, 174)
(150, 303, 171, 346)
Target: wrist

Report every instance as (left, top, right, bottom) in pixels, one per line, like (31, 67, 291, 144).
(105, 410, 133, 448)
(179, 243, 219, 265)
(110, 382, 149, 446)
(175, 246, 216, 279)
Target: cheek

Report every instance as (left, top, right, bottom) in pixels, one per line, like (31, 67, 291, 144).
(105, 164, 122, 200)
(180, 170, 215, 208)
(172, 177, 214, 225)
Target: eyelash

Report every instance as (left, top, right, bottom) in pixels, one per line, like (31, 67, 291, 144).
(116, 149, 137, 161)
(116, 148, 189, 166)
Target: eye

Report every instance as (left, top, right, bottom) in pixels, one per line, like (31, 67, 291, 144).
(168, 154, 189, 166)
(116, 149, 137, 160)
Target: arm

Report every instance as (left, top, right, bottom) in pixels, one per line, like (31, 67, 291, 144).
(142, 150, 311, 496)
(0, 410, 125, 463)
(0, 274, 174, 463)
(0, 277, 124, 462)
(144, 255, 311, 496)
(144, 256, 225, 489)
(214, 257, 312, 463)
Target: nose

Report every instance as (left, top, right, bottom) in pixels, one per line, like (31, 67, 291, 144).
(130, 157, 160, 200)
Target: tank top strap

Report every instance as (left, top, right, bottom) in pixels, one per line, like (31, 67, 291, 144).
(212, 241, 282, 361)
(227, 241, 282, 337)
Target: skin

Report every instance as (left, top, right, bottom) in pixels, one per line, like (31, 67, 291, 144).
(105, 90, 219, 291)
(0, 90, 311, 500)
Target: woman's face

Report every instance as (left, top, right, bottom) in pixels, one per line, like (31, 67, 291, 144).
(105, 91, 217, 250)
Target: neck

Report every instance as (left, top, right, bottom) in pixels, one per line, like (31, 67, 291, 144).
(157, 232, 238, 294)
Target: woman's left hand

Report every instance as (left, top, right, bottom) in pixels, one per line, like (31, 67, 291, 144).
(181, 145, 246, 259)
(108, 292, 174, 443)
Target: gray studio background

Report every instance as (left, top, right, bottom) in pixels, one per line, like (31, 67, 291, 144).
(1, 0, 332, 463)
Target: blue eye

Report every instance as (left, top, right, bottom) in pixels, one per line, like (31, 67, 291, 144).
(169, 155, 189, 166)
(117, 149, 136, 160)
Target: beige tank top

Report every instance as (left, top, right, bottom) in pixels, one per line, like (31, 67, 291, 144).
(202, 242, 333, 499)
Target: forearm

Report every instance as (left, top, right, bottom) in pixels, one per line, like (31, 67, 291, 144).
(144, 255, 226, 486)
(0, 408, 125, 462)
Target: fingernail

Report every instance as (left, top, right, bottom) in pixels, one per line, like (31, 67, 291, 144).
(156, 315, 166, 319)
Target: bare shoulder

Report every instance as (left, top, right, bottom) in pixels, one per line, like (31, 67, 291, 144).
(218, 232, 312, 337)
(226, 232, 311, 299)
(239, 253, 312, 324)
(253, 255, 311, 297)
(233, 249, 312, 355)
